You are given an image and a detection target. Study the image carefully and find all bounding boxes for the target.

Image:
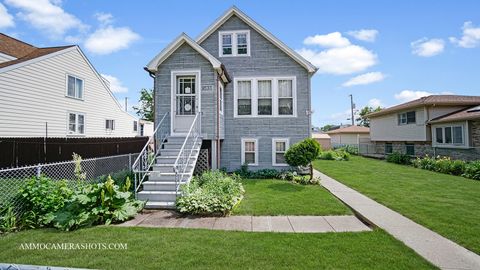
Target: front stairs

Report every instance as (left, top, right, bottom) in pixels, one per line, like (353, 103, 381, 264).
(137, 136, 202, 209)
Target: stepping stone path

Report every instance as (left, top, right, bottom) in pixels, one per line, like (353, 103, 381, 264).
(119, 210, 371, 233)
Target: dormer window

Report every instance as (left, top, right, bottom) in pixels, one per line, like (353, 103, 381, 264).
(219, 30, 250, 57)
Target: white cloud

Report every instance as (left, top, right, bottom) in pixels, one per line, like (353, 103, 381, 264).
(394, 90, 453, 103)
(449, 21, 480, 48)
(347, 29, 378, 42)
(85, 26, 140, 54)
(0, 3, 15, 28)
(411, 38, 445, 57)
(5, 0, 86, 38)
(297, 45, 377, 75)
(101, 74, 128, 93)
(95, 12, 113, 26)
(342, 71, 385, 87)
(303, 32, 351, 48)
(368, 98, 383, 108)
(330, 109, 354, 123)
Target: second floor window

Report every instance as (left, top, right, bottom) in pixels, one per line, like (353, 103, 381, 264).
(219, 30, 250, 57)
(398, 111, 416, 125)
(106, 119, 115, 131)
(67, 75, 84, 99)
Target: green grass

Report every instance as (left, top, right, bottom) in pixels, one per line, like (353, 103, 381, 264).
(233, 179, 351, 216)
(0, 226, 435, 270)
(313, 156, 480, 254)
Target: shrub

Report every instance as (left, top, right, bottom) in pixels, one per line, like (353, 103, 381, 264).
(319, 151, 335, 160)
(176, 171, 244, 216)
(318, 149, 350, 161)
(53, 176, 144, 231)
(285, 138, 321, 179)
(18, 176, 73, 228)
(292, 175, 321, 185)
(233, 166, 280, 179)
(462, 161, 480, 180)
(386, 152, 411, 165)
(412, 155, 436, 170)
(96, 170, 134, 190)
(0, 207, 18, 234)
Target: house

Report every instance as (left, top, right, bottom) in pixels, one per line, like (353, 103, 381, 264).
(138, 6, 317, 208)
(326, 126, 370, 146)
(312, 133, 331, 150)
(0, 34, 139, 137)
(368, 95, 480, 160)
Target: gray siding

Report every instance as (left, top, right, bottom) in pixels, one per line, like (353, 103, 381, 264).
(199, 15, 311, 171)
(154, 43, 219, 140)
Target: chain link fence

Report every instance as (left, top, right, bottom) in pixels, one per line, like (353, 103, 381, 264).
(0, 153, 138, 215)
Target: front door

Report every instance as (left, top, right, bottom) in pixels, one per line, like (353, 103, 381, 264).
(172, 72, 199, 135)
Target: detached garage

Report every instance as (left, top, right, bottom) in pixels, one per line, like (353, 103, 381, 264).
(326, 126, 370, 147)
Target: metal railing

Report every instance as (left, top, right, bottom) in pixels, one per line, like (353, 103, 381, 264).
(173, 112, 202, 193)
(132, 112, 169, 194)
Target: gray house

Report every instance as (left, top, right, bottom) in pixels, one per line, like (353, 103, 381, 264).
(138, 6, 317, 208)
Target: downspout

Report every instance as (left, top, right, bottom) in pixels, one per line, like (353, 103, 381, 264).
(216, 72, 221, 169)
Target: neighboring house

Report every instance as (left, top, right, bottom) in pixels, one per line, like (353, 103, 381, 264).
(139, 6, 317, 207)
(326, 126, 370, 146)
(139, 120, 154, 137)
(368, 95, 480, 160)
(312, 133, 331, 150)
(0, 34, 139, 137)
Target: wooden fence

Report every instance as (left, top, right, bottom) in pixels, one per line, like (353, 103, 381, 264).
(0, 137, 148, 168)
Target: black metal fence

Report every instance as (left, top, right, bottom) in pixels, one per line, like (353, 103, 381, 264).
(0, 137, 148, 168)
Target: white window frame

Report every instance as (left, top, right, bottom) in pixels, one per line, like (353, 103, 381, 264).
(233, 76, 297, 118)
(65, 74, 84, 100)
(432, 123, 467, 148)
(218, 30, 251, 57)
(272, 138, 289, 166)
(398, 111, 416, 125)
(241, 138, 258, 166)
(67, 112, 85, 136)
(105, 119, 115, 132)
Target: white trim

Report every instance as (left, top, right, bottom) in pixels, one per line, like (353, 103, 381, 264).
(66, 111, 86, 136)
(196, 6, 317, 73)
(170, 69, 202, 136)
(218, 30, 251, 57)
(105, 119, 115, 134)
(272, 138, 289, 166)
(431, 122, 467, 148)
(0, 52, 16, 61)
(233, 76, 297, 118)
(146, 33, 222, 72)
(241, 138, 258, 166)
(65, 73, 85, 100)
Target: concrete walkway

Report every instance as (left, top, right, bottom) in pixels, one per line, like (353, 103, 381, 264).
(314, 169, 480, 270)
(119, 210, 371, 233)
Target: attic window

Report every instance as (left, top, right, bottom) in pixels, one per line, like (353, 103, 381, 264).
(219, 30, 250, 57)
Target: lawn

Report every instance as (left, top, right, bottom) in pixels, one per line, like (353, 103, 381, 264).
(233, 179, 351, 216)
(0, 226, 435, 270)
(313, 156, 480, 254)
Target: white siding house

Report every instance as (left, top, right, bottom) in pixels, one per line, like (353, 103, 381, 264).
(0, 35, 139, 138)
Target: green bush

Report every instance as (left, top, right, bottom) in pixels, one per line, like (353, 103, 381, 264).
(412, 155, 436, 171)
(319, 151, 335, 160)
(463, 161, 480, 180)
(233, 165, 280, 179)
(53, 176, 144, 231)
(18, 176, 73, 228)
(285, 138, 321, 167)
(96, 170, 134, 191)
(386, 152, 411, 165)
(0, 207, 18, 234)
(318, 149, 350, 161)
(176, 171, 244, 216)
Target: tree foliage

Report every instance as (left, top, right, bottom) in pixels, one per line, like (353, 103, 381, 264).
(285, 138, 321, 179)
(133, 88, 154, 121)
(356, 106, 382, 127)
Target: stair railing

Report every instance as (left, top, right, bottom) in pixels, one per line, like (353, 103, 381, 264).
(173, 112, 201, 193)
(133, 112, 169, 197)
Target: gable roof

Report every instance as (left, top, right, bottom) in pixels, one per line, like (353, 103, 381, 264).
(429, 106, 480, 124)
(195, 6, 318, 74)
(145, 33, 230, 83)
(368, 95, 480, 118)
(0, 33, 37, 58)
(326, 125, 370, 134)
(0, 46, 75, 69)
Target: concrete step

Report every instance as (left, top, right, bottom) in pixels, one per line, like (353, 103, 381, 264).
(156, 156, 178, 164)
(166, 136, 188, 143)
(142, 181, 177, 191)
(148, 172, 190, 181)
(152, 163, 195, 173)
(157, 149, 199, 157)
(137, 191, 177, 202)
(144, 201, 176, 209)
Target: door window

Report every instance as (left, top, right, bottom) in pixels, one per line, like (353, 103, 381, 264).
(176, 76, 196, 115)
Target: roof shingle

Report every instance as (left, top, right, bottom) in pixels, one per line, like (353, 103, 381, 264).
(326, 125, 370, 134)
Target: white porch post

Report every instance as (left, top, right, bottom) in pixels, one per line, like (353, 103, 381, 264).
(211, 140, 218, 170)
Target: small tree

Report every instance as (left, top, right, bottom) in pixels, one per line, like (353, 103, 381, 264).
(133, 88, 154, 122)
(356, 106, 382, 127)
(284, 138, 321, 179)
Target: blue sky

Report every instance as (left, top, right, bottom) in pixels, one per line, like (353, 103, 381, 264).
(1, 0, 479, 127)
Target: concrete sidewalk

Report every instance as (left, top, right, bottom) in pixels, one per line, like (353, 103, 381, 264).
(119, 210, 371, 233)
(315, 169, 480, 270)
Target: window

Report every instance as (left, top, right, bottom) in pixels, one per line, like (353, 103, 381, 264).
(133, 121, 138, 132)
(405, 143, 415, 156)
(385, 143, 393, 154)
(272, 138, 289, 166)
(105, 119, 115, 131)
(398, 111, 416, 125)
(219, 30, 250, 57)
(68, 113, 85, 135)
(257, 80, 272, 115)
(234, 77, 296, 117)
(176, 76, 196, 115)
(241, 138, 258, 166)
(435, 125, 464, 145)
(66, 75, 83, 99)
(237, 80, 252, 115)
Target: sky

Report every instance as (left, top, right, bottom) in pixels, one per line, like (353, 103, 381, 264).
(1, 0, 479, 127)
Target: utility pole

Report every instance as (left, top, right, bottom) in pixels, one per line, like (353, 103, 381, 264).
(349, 94, 355, 126)
(124, 97, 128, 112)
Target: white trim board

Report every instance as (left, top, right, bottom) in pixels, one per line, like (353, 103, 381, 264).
(196, 6, 318, 74)
(272, 138, 289, 166)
